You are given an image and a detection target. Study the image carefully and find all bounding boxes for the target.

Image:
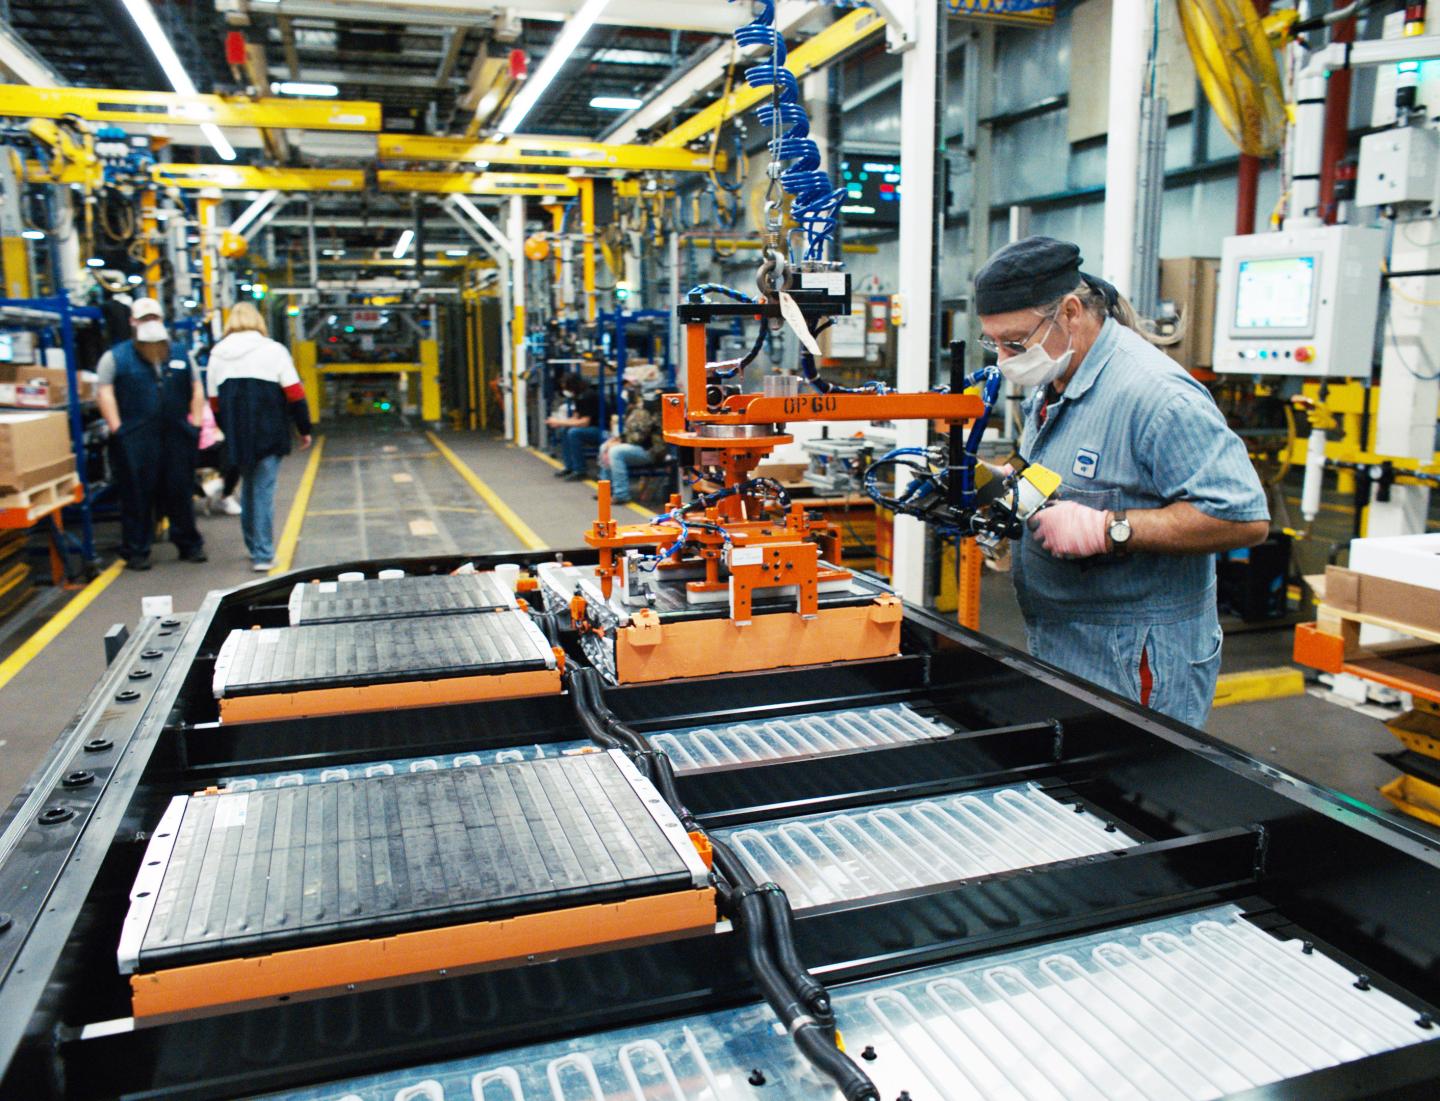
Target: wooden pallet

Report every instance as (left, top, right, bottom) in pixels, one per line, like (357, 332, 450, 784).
(0, 471, 80, 525)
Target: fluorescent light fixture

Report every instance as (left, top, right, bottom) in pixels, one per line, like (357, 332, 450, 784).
(183, 298, 199, 308)
(120, 0, 236, 161)
(86, 257, 105, 268)
(271, 81, 339, 98)
(392, 229, 415, 259)
(444, 248, 469, 257)
(589, 95, 642, 111)
(495, 0, 611, 134)
(21, 229, 45, 240)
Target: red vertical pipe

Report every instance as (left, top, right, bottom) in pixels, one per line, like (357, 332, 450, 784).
(1319, 15, 1357, 224)
(1236, 155, 1261, 234)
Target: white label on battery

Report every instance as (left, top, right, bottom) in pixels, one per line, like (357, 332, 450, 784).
(730, 546, 764, 567)
(800, 272, 846, 295)
(212, 793, 248, 830)
(778, 292, 822, 356)
(141, 595, 173, 618)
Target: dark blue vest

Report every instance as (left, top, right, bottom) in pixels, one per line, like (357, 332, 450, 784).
(110, 340, 193, 436)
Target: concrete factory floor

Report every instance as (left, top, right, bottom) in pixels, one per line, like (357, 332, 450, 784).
(0, 418, 1428, 844)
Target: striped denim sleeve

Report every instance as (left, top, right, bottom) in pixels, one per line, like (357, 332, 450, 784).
(1143, 390, 1271, 522)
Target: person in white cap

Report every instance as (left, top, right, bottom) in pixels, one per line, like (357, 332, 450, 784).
(96, 297, 207, 570)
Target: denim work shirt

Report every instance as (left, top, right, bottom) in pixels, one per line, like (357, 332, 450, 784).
(1013, 319, 1269, 728)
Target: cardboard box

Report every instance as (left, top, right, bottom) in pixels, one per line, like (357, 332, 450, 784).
(0, 411, 73, 493)
(0, 365, 68, 407)
(1350, 533, 1440, 593)
(1159, 257, 1220, 371)
(1324, 565, 1440, 632)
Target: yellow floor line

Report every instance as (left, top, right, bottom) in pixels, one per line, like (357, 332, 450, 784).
(270, 436, 326, 576)
(524, 446, 653, 518)
(306, 505, 482, 517)
(0, 558, 125, 692)
(1213, 666, 1307, 708)
(427, 432, 547, 550)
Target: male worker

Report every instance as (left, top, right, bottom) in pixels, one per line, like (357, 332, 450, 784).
(975, 237, 1269, 728)
(546, 373, 602, 481)
(97, 298, 207, 570)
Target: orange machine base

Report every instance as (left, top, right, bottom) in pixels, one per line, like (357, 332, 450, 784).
(218, 667, 562, 724)
(614, 596, 903, 683)
(131, 887, 717, 1020)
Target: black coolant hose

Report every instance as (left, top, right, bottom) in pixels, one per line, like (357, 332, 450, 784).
(532, 607, 561, 647)
(714, 839, 876, 1101)
(563, 668, 625, 752)
(567, 667, 879, 1101)
(762, 885, 834, 1030)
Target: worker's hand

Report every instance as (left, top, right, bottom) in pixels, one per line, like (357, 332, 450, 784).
(298, 434, 313, 451)
(1027, 501, 1109, 559)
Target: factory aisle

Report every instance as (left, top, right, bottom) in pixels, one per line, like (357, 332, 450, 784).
(289, 419, 523, 569)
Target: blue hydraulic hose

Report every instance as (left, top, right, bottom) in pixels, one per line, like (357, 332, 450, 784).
(731, 0, 846, 263)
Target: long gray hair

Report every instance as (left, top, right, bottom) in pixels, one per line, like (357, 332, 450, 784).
(1041, 274, 1158, 342)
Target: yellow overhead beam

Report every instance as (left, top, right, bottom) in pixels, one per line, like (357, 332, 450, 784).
(0, 85, 382, 131)
(25, 160, 367, 191)
(153, 165, 367, 191)
(379, 133, 724, 173)
(376, 170, 580, 197)
(655, 8, 886, 148)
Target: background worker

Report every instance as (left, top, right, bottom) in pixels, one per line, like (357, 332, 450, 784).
(206, 302, 313, 572)
(546, 373, 602, 481)
(96, 297, 207, 570)
(597, 387, 667, 505)
(975, 236, 1269, 728)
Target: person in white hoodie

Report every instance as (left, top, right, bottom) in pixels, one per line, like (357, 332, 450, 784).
(206, 303, 313, 570)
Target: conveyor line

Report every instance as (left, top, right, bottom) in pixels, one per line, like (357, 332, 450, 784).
(654, 703, 950, 773)
(287, 573, 516, 625)
(715, 781, 1132, 907)
(211, 608, 560, 722)
(257, 904, 1438, 1101)
(120, 752, 714, 1018)
(217, 704, 947, 791)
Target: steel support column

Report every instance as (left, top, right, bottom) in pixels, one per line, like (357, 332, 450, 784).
(891, 0, 936, 603)
(1101, 0, 1147, 295)
(509, 195, 528, 447)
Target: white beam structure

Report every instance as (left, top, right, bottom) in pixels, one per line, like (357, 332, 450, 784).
(245, 0, 755, 34)
(229, 190, 282, 238)
(605, 1, 823, 144)
(0, 18, 62, 85)
(891, 0, 935, 604)
(446, 194, 513, 257)
(446, 201, 515, 432)
(1100, 0, 1147, 296)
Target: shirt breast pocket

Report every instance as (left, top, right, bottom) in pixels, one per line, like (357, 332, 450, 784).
(1028, 482, 1121, 563)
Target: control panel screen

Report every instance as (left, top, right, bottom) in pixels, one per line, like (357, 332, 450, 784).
(1233, 255, 1317, 331)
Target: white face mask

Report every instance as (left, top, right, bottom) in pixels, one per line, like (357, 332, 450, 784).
(998, 316, 1072, 389)
(135, 320, 169, 343)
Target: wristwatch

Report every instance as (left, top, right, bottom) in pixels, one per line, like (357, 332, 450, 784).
(1107, 510, 1132, 556)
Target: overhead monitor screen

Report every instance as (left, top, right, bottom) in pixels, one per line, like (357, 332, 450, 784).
(839, 158, 901, 227)
(1234, 255, 1317, 330)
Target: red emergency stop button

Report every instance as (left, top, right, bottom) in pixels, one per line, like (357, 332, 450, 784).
(1294, 346, 1315, 363)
